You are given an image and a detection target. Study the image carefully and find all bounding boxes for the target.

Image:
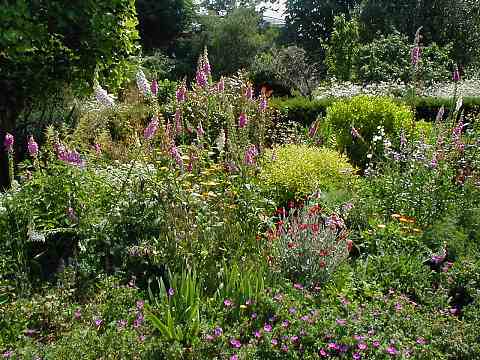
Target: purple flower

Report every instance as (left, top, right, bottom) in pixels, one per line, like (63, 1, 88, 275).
(94, 85, 115, 107)
(353, 352, 362, 360)
(150, 79, 158, 96)
(328, 342, 338, 351)
(137, 300, 145, 309)
(144, 116, 159, 140)
(281, 320, 289, 328)
(336, 318, 347, 326)
(386, 346, 398, 355)
(224, 299, 233, 307)
(230, 355, 238, 360)
(290, 335, 299, 343)
(273, 293, 283, 301)
(139, 334, 146, 342)
(170, 145, 184, 169)
(300, 315, 309, 322)
(136, 70, 150, 96)
(289, 307, 296, 314)
(174, 109, 183, 134)
(94, 318, 103, 328)
(293, 283, 303, 290)
(411, 46, 421, 66)
(358, 343, 368, 351)
(354, 335, 365, 341)
(93, 143, 101, 154)
(430, 154, 438, 169)
(254, 330, 262, 338)
(416, 337, 426, 345)
(281, 344, 289, 352)
(339, 344, 349, 353)
(205, 334, 214, 341)
(28, 136, 38, 157)
(395, 302, 403, 311)
(176, 85, 187, 102)
(264, 323, 272, 332)
(4, 133, 14, 152)
(372, 340, 380, 348)
(453, 66, 460, 82)
(259, 97, 268, 111)
(319, 348, 328, 357)
(271, 338, 278, 346)
(214, 327, 223, 337)
(251, 312, 257, 319)
(230, 338, 241, 348)
(2, 351, 13, 358)
(308, 122, 318, 137)
(196, 70, 207, 88)
(244, 145, 258, 166)
(238, 113, 248, 128)
(168, 288, 175, 297)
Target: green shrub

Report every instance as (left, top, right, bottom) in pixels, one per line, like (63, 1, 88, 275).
(323, 95, 413, 168)
(259, 144, 357, 203)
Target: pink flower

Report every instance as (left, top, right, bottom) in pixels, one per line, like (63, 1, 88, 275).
(196, 70, 207, 88)
(244, 85, 254, 100)
(353, 352, 361, 360)
(453, 66, 460, 82)
(93, 143, 101, 155)
(358, 343, 368, 351)
(150, 79, 158, 96)
(136, 300, 145, 309)
(27, 136, 38, 157)
(217, 77, 225, 92)
(372, 340, 380, 348)
(308, 122, 318, 137)
(416, 337, 427, 345)
(351, 127, 360, 139)
(170, 145, 184, 168)
(176, 85, 187, 102)
(196, 122, 205, 138)
(230, 338, 241, 348)
(4, 133, 14, 152)
(271, 338, 278, 346)
(411, 46, 421, 66)
(224, 299, 233, 307)
(144, 116, 159, 140)
(74, 308, 81, 319)
(319, 348, 328, 357)
(174, 110, 183, 134)
(386, 346, 398, 355)
(230, 355, 238, 360)
(244, 145, 258, 166)
(293, 283, 303, 290)
(264, 324, 272, 332)
(238, 113, 248, 128)
(254, 330, 261, 338)
(259, 96, 268, 111)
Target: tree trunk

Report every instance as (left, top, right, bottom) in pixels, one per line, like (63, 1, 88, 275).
(0, 80, 23, 191)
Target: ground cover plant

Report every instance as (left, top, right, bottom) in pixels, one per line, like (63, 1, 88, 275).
(2, 6, 480, 359)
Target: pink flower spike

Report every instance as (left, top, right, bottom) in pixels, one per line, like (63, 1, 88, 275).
(150, 79, 158, 96)
(4, 133, 14, 152)
(238, 113, 248, 128)
(27, 136, 38, 157)
(453, 66, 461, 82)
(144, 116, 159, 140)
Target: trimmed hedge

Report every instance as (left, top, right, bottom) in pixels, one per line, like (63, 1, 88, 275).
(270, 96, 480, 125)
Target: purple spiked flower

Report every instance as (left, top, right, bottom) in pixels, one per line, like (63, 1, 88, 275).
(196, 70, 207, 88)
(238, 113, 248, 128)
(27, 136, 38, 157)
(217, 77, 225, 92)
(144, 116, 159, 140)
(453, 66, 460, 82)
(94, 85, 115, 107)
(150, 79, 158, 96)
(4, 133, 14, 152)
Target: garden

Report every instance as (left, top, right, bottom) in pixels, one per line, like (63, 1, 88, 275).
(1, 1, 480, 359)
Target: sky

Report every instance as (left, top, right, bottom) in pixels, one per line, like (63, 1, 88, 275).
(260, 0, 286, 20)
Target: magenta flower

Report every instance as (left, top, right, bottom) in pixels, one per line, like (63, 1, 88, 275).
(4, 133, 14, 152)
(372, 340, 380, 348)
(386, 346, 398, 355)
(230, 338, 241, 348)
(264, 323, 272, 332)
(244, 145, 258, 166)
(93, 143, 101, 155)
(170, 145, 184, 168)
(293, 283, 303, 290)
(117, 319, 127, 330)
(319, 348, 328, 357)
(254, 330, 261, 338)
(168, 288, 175, 296)
(289, 307, 296, 314)
(430, 154, 438, 169)
(196, 70, 207, 88)
(290, 335, 299, 343)
(150, 79, 158, 96)
(281, 320, 289, 328)
(144, 116, 159, 140)
(230, 355, 238, 360)
(251, 312, 257, 319)
(328, 342, 338, 350)
(416, 337, 426, 345)
(27, 136, 38, 157)
(94, 318, 103, 328)
(2, 350, 13, 358)
(281, 344, 289, 352)
(205, 334, 214, 341)
(453, 66, 461, 82)
(271, 338, 278, 346)
(238, 113, 248, 128)
(224, 299, 233, 307)
(353, 352, 361, 360)
(308, 122, 318, 137)
(411, 46, 421, 66)
(176, 85, 187, 102)
(57, 145, 85, 167)
(137, 300, 145, 309)
(358, 343, 368, 351)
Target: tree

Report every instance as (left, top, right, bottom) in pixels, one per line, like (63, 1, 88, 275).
(136, 0, 195, 50)
(0, 0, 139, 189)
(284, 0, 359, 59)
